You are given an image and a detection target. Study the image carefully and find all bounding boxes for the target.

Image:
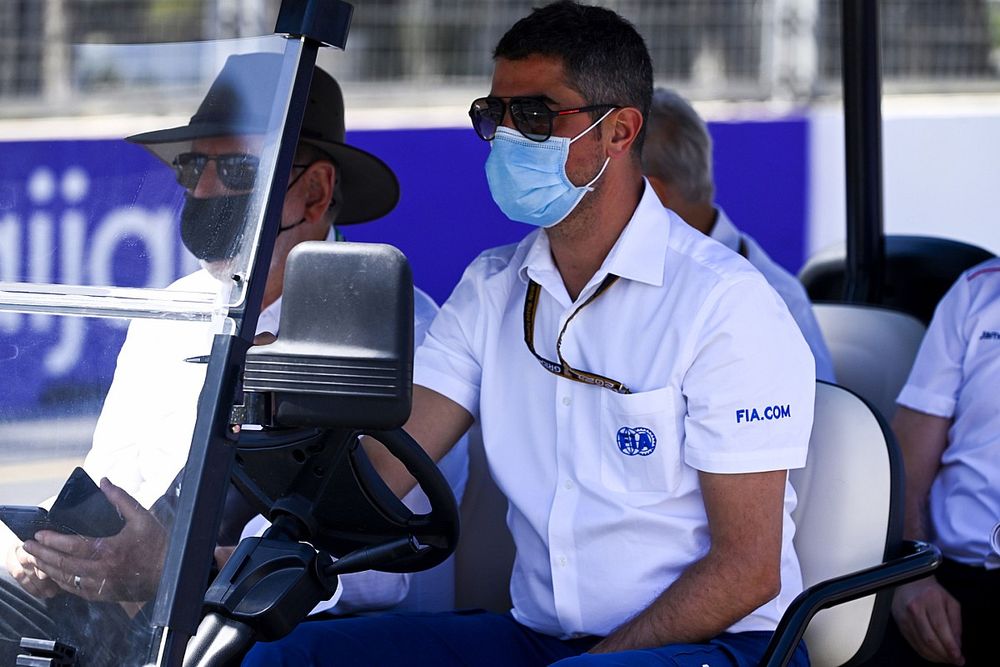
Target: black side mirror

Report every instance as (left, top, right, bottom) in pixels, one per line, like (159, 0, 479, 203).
(243, 241, 414, 430)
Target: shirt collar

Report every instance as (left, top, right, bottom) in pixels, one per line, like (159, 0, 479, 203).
(709, 206, 741, 253)
(601, 180, 668, 288)
(518, 229, 558, 286)
(257, 225, 338, 336)
(517, 179, 668, 296)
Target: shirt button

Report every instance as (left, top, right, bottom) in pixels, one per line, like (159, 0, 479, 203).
(564, 480, 574, 490)
(561, 396, 572, 406)
(557, 555, 568, 567)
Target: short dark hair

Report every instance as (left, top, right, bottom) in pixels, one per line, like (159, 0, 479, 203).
(494, 1, 653, 155)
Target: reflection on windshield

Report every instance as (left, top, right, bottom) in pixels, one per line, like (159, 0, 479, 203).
(0, 312, 217, 666)
(0, 36, 288, 310)
(0, 35, 296, 666)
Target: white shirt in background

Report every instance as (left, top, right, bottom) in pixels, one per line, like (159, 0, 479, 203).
(710, 207, 836, 384)
(897, 258, 1000, 569)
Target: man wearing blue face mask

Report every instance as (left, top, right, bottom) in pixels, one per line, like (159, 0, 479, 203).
(477, 99, 616, 228)
(245, 2, 815, 666)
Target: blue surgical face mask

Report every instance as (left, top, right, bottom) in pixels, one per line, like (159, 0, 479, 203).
(484, 108, 614, 228)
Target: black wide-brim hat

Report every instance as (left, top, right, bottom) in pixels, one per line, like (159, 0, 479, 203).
(126, 52, 399, 225)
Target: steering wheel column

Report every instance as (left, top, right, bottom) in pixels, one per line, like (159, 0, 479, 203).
(183, 425, 459, 667)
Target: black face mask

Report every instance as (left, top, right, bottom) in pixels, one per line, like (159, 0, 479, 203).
(180, 192, 253, 262)
(179, 164, 326, 262)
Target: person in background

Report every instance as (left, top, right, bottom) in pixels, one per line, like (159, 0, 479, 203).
(875, 258, 1000, 666)
(642, 87, 835, 383)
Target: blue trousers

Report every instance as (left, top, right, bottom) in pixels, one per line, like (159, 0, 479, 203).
(242, 610, 810, 666)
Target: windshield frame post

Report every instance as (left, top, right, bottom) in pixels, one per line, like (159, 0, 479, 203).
(153, 40, 317, 661)
(152, 3, 354, 662)
(276, 0, 354, 48)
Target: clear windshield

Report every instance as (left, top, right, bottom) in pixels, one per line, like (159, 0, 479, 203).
(0, 35, 301, 667)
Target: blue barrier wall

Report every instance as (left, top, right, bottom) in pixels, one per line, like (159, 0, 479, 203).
(0, 140, 183, 413)
(710, 117, 808, 277)
(0, 117, 808, 411)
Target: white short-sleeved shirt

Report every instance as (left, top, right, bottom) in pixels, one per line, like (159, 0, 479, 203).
(897, 258, 1000, 569)
(83, 268, 291, 508)
(415, 181, 815, 638)
(84, 267, 231, 507)
(710, 208, 836, 383)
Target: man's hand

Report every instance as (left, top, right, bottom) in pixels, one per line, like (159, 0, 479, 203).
(892, 576, 965, 665)
(6, 542, 61, 598)
(21, 478, 167, 603)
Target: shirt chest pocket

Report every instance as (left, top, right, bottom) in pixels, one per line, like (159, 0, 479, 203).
(599, 386, 683, 495)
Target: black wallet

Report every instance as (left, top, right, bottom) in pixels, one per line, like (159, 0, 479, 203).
(0, 467, 125, 540)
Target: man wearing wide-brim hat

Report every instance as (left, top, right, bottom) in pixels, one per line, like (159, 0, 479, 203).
(2, 52, 469, 666)
(126, 50, 400, 312)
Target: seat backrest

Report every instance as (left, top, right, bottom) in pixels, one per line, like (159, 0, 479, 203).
(791, 382, 903, 667)
(799, 235, 994, 325)
(453, 422, 515, 612)
(812, 303, 925, 422)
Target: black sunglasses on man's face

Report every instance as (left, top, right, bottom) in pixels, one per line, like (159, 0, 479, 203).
(172, 152, 261, 192)
(469, 96, 618, 142)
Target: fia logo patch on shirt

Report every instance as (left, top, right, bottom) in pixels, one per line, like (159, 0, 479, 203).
(616, 427, 656, 456)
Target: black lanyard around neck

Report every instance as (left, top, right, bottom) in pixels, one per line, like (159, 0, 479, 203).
(523, 273, 631, 394)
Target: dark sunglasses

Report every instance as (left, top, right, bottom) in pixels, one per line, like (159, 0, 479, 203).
(172, 152, 261, 191)
(469, 96, 618, 142)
